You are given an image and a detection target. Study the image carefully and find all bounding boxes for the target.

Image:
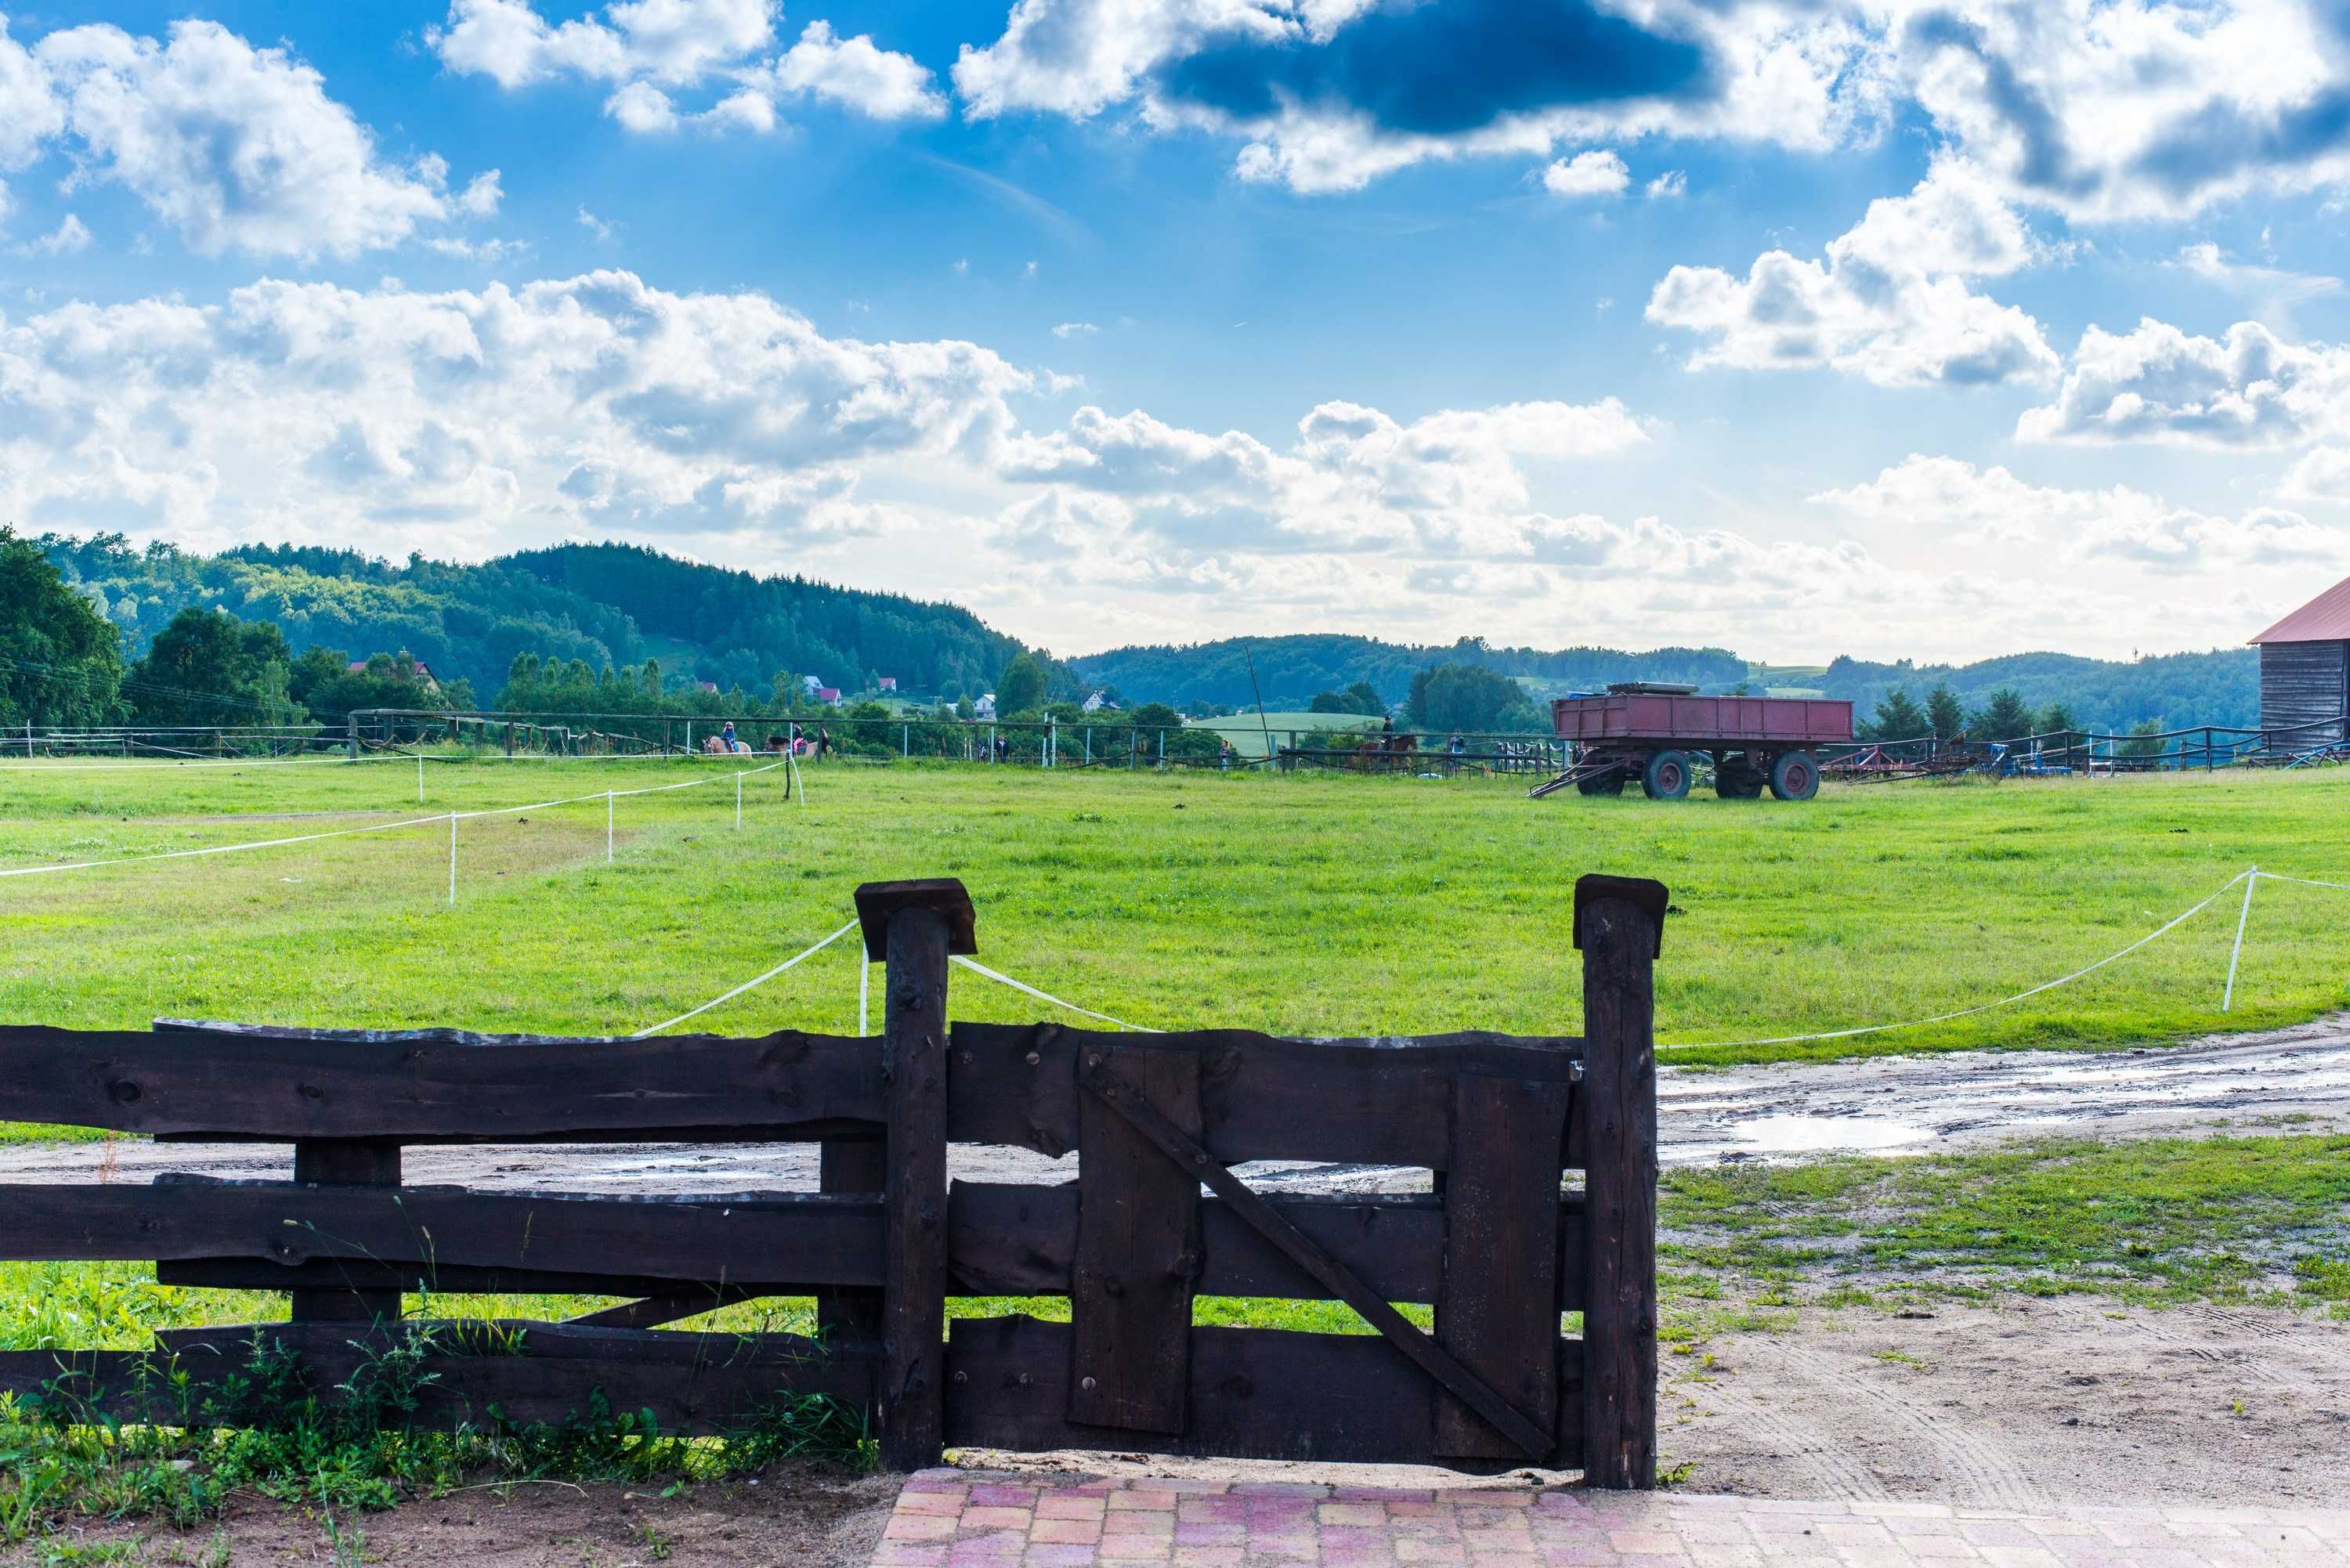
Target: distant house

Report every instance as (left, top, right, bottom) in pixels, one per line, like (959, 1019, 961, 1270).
(2251, 574, 2350, 747)
(973, 693, 996, 720)
(877, 676, 897, 692)
(801, 674, 823, 694)
(816, 686, 843, 706)
(1081, 691, 1118, 714)
(695, 680, 719, 693)
(349, 658, 439, 695)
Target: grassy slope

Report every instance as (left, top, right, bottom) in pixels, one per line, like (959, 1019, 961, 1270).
(2, 756, 2345, 1060)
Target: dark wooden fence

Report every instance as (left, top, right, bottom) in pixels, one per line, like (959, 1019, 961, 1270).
(0, 873, 1665, 1485)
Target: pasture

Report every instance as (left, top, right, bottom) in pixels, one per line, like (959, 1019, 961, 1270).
(2, 755, 2345, 1061)
(0, 754, 2345, 1531)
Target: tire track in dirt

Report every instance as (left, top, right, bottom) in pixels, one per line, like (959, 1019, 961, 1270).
(2040, 1300, 2296, 1387)
(1668, 1370, 1889, 1501)
(1737, 1335, 2049, 1511)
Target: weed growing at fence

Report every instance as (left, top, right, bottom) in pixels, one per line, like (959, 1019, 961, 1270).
(0, 1321, 877, 1546)
(1659, 1132, 2350, 1310)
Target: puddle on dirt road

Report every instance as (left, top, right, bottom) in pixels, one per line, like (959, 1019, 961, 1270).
(1677, 1112, 1932, 1163)
(1655, 1013, 2350, 1165)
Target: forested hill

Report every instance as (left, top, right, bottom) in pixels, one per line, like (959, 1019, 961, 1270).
(1813, 649, 2260, 732)
(38, 536, 1025, 700)
(1072, 634, 2258, 731)
(1068, 636, 1748, 711)
(33, 533, 2258, 729)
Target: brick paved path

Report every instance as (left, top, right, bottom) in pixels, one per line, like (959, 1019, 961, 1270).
(874, 1473, 2348, 1568)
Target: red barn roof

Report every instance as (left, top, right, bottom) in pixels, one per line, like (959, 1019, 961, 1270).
(2250, 574, 2350, 644)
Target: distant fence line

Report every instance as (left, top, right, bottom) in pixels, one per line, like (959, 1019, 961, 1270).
(13, 707, 2347, 777)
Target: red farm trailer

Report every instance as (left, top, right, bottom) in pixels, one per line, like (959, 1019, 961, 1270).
(1534, 684, 1853, 801)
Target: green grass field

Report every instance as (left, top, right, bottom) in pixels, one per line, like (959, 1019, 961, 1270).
(2, 754, 2345, 1060)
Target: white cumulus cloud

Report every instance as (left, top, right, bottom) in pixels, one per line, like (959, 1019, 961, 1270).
(1813, 454, 2349, 571)
(2016, 318, 2350, 448)
(428, 0, 944, 129)
(1647, 160, 2059, 388)
(1542, 150, 1629, 198)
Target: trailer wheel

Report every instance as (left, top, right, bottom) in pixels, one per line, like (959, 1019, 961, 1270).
(1642, 750, 1693, 800)
(1716, 755, 1765, 798)
(1770, 750, 1821, 801)
(1577, 771, 1626, 796)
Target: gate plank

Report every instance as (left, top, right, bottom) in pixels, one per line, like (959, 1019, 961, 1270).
(949, 1024, 1582, 1166)
(0, 1024, 880, 1141)
(945, 1315, 1582, 1472)
(0, 1323, 875, 1435)
(1078, 1058, 1551, 1461)
(0, 1182, 884, 1285)
(1068, 1044, 1200, 1433)
(1433, 1073, 1569, 1458)
(949, 1183, 1588, 1306)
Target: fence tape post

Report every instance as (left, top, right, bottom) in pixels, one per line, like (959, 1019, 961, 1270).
(2222, 868, 2258, 1012)
(606, 789, 615, 863)
(418, 750, 425, 804)
(447, 811, 457, 906)
(859, 949, 870, 1035)
(736, 770, 743, 829)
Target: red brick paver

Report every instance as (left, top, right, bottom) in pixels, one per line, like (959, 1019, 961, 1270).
(880, 1475, 2348, 1568)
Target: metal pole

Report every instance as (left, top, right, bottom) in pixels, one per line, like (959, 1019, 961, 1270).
(418, 751, 425, 804)
(447, 811, 457, 906)
(2222, 870, 2258, 1012)
(859, 951, 870, 1036)
(903, 722, 910, 758)
(736, 771, 743, 829)
(607, 790, 615, 862)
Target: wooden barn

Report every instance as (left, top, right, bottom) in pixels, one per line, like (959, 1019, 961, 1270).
(2250, 574, 2350, 746)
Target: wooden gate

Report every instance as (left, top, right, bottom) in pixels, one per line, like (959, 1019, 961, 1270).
(0, 873, 1665, 1486)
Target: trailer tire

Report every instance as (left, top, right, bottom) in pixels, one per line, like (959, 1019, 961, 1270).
(1642, 750, 1693, 800)
(1769, 750, 1821, 801)
(1577, 771, 1626, 796)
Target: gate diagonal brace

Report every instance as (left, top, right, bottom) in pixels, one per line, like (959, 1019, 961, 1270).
(1078, 1057, 1555, 1461)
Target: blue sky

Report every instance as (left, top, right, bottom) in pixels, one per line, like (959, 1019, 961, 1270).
(5, 0, 2350, 663)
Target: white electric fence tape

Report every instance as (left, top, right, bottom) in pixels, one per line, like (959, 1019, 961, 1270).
(1668, 865, 2350, 1050)
(0, 754, 397, 773)
(633, 918, 862, 1039)
(0, 759, 786, 880)
(949, 954, 1162, 1032)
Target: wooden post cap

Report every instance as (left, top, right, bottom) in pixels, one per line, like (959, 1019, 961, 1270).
(1572, 873, 1669, 958)
(852, 878, 978, 959)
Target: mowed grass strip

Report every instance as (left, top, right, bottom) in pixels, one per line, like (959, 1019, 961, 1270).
(1, 757, 2345, 1059)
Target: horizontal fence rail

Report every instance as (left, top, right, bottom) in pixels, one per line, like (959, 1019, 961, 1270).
(0, 873, 1666, 1485)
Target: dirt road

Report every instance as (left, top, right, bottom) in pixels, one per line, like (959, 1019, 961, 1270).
(1660, 1294, 2349, 1508)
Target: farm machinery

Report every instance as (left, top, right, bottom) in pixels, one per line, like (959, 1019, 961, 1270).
(1531, 685, 1853, 802)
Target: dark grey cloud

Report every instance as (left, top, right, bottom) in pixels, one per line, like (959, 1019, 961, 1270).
(1157, 0, 1712, 136)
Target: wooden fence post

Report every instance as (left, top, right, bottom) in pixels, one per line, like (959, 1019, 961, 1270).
(854, 878, 977, 1472)
(289, 1140, 403, 1323)
(1573, 873, 1666, 1490)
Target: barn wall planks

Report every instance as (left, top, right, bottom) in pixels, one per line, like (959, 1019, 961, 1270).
(2258, 638, 2349, 745)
